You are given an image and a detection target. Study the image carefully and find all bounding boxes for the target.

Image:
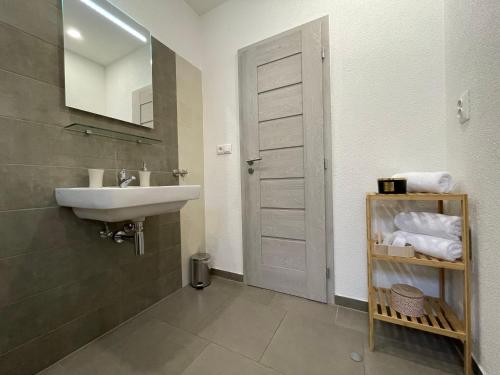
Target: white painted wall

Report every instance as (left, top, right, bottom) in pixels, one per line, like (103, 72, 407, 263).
(64, 50, 106, 115)
(444, 1, 500, 373)
(201, 0, 446, 301)
(108, 0, 203, 69)
(105, 46, 151, 122)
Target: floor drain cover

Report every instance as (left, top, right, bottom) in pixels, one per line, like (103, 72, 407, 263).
(350, 352, 363, 362)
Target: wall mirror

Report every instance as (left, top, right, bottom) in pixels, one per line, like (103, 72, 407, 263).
(62, 0, 154, 128)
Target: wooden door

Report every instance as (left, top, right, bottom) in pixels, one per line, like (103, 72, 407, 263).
(239, 19, 328, 302)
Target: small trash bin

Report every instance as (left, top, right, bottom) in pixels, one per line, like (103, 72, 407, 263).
(190, 253, 211, 289)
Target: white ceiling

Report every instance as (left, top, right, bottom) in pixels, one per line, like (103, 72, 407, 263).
(184, 0, 228, 15)
(63, 0, 149, 66)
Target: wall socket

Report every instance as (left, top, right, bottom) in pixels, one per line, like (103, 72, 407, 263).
(216, 144, 232, 155)
(457, 90, 471, 124)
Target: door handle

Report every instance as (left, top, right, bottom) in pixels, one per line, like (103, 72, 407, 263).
(245, 157, 262, 166)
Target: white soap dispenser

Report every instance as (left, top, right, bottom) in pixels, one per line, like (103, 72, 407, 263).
(139, 161, 151, 187)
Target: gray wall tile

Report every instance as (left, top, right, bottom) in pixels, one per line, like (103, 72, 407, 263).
(0, 302, 122, 375)
(0, 165, 91, 211)
(158, 245, 182, 274)
(0, 240, 125, 309)
(0, 117, 117, 169)
(0, 2, 182, 373)
(0, 69, 70, 126)
(160, 221, 182, 246)
(0, 0, 61, 46)
(0, 22, 62, 86)
(0, 269, 122, 355)
(0, 207, 102, 258)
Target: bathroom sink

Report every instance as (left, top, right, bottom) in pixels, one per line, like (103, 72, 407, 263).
(55, 185, 200, 222)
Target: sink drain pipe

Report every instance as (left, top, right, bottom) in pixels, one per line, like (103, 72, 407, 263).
(134, 221, 144, 256)
(100, 221, 145, 256)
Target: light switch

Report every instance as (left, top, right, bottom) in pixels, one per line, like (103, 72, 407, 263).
(216, 144, 232, 155)
(457, 90, 470, 124)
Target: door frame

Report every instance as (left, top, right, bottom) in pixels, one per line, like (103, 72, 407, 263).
(238, 16, 334, 303)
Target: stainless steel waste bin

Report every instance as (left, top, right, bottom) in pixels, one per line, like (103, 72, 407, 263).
(190, 253, 211, 289)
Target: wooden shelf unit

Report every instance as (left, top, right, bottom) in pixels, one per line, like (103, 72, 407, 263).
(370, 241, 465, 270)
(366, 192, 466, 201)
(366, 193, 472, 375)
(373, 287, 465, 340)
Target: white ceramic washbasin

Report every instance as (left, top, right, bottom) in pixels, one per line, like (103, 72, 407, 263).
(55, 185, 200, 222)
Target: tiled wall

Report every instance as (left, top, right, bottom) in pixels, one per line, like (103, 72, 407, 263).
(0, 1, 182, 373)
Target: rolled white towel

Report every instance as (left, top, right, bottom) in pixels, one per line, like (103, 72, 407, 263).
(394, 212, 461, 241)
(391, 231, 462, 261)
(392, 172, 454, 193)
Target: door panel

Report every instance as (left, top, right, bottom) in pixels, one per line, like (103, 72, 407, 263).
(132, 85, 154, 128)
(258, 84, 302, 122)
(260, 179, 304, 209)
(260, 265, 306, 296)
(259, 115, 303, 150)
(140, 102, 153, 123)
(257, 54, 302, 93)
(261, 209, 305, 240)
(262, 237, 306, 271)
(256, 32, 301, 66)
(239, 19, 327, 302)
(259, 147, 304, 179)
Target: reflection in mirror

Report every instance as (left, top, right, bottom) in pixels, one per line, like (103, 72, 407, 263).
(63, 0, 153, 128)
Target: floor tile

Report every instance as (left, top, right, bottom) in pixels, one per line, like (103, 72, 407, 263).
(93, 308, 158, 349)
(146, 284, 232, 333)
(37, 284, 465, 375)
(37, 363, 66, 375)
(181, 343, 281, 375)
(60, 319, 208, 375)
(335, 306, 369, 334)
(369, 328, 464, 374)
(364, 341, 463, 375)
(210, 277, 276, 306)
(198, 297, 286, 360)
(269, 292, 336, 324)
(59, 344, 115, 375)
(261, 311, 365, 375)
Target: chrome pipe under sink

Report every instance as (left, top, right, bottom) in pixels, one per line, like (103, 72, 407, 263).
(134, 221, 145, 256)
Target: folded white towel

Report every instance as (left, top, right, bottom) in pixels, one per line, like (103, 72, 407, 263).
(392, 172, 454, 193)
(394, 212, 461, 241)
(390, 231, 462, 261)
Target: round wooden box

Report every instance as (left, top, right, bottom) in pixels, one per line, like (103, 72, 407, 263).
(390, 284, 424, 317)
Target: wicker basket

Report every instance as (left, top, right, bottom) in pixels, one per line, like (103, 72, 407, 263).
(390, 284, 424, 317)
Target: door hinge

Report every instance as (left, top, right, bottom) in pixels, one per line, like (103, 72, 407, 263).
(326, 267, 330, 279)
(324, 158, 328, 170)
(321, 47, 326, 60)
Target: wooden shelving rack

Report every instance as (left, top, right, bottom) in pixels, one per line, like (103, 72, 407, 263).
(366, 193, 472, 375)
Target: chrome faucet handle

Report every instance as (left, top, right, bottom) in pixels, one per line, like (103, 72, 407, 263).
(118, 168, 128, 180)
(118, 168, 136, 188)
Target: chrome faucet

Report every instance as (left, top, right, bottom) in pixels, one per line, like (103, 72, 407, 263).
(118, 169, 136, 188)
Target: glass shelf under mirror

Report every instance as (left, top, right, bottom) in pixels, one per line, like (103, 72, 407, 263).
(65, 123, 162, 145)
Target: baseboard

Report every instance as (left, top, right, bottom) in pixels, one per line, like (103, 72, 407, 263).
(210, 268, 244, 282)
(334, 295, 368, 312)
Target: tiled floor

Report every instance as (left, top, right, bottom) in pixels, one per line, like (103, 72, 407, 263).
(39, 277, 464, 375)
